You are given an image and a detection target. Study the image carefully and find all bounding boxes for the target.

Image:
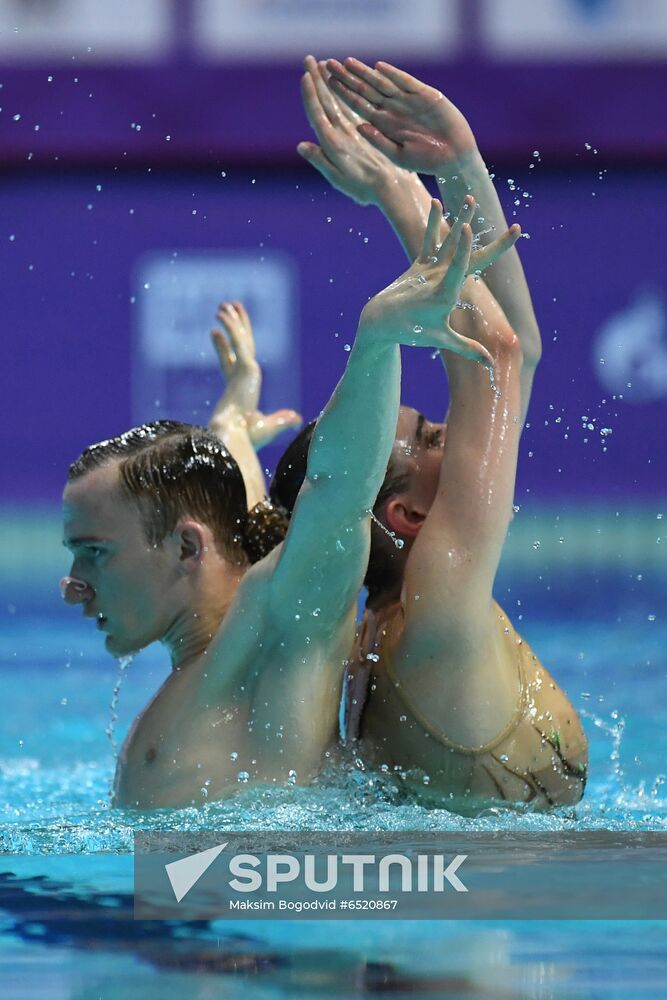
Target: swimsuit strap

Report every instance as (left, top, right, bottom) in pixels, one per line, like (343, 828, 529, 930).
(381, 621, 527, 756)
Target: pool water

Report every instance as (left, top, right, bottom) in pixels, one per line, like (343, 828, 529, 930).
(1, 507, 666, 997)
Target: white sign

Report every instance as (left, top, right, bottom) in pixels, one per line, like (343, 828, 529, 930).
(481, 0, 667, 59)
(194, 0, 460, 60)
(593, 291, 667, 403)
(0, 0, 171, 61)
(132, 250, 299, 426)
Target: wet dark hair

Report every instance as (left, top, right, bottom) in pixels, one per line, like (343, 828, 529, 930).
(270, 419, 410, 597)
(68, 420, 287, 564)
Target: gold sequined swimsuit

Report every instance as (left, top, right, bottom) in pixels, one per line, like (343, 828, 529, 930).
(343, 603, 588, 811)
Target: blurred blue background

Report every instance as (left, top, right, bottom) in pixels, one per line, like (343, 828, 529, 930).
(1, 0, 665, 612)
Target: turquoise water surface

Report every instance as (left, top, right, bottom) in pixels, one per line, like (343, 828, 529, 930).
(1, 506, 666, 997)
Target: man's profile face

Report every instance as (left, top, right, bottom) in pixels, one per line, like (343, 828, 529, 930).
(62, 463, 180, 657)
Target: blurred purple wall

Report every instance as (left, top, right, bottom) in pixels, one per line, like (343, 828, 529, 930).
(2, 164, 665, 503)
(2, 10, 666, 505)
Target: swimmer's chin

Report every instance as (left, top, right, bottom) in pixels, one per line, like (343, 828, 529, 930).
(103, 633, 141, 658)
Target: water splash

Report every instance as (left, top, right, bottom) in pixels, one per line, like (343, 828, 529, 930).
(105, 656, 133, 759)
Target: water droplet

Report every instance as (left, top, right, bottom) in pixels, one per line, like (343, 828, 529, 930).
(532, 540, 541, 550)
(413, 325, 423, 334)
(488, 365, 501, 399)
(287, 769, 298, 785)
(237, 770, 250, 783)
(399, 714, 407, 723)
(12, 113, 21, 122)
(230, 751, 238, 761)
(343, 343, 351, 352)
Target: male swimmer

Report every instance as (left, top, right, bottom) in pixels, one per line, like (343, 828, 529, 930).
(61, 199, 517, 808)
(271, 57, 588, 812)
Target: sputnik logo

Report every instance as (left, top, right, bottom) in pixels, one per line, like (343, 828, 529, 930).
(165, 843, 227, 902)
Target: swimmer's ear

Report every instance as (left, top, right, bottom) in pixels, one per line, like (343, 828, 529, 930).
(173, 520, 207, 571)
(384, 498, 426, 539)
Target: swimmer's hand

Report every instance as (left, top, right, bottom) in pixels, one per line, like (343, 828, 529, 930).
(358, 197, 519, 368)
(209, 301, 302, 449)
(297, 55, 423, 208)
(326, 57, 477, 174)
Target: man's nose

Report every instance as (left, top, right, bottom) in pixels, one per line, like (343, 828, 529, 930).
(60, 576, 95, 605)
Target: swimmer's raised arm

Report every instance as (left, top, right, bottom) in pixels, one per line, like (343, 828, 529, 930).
(208, 301, 302, 508)
(395, 274, 524, 727)
(267, 201, 490, 629)
(326, 57, 541, 426)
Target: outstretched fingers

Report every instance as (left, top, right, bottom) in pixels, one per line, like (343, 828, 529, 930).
(442, 327, 494, 370)
(439, 222, 473, 304)
(216, 302, 255, 366)
(318, 60, 360, 125)
(342, 57, 400, 98)
(356, 121, 402, 160)
(326, 59, 387, 120)
(418, 199, 445, 262)
(439, 195, 476, 264)
(301, 70, 331, 135)
(468, 224, 521, 275)
(374, 60, 421, 93)
(296, 134, 345, 192)
(211, 327, 235, 377)
(249, 408, 304, 448)
(303, 54, 340, 127)
(327, 58, 384, 106)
